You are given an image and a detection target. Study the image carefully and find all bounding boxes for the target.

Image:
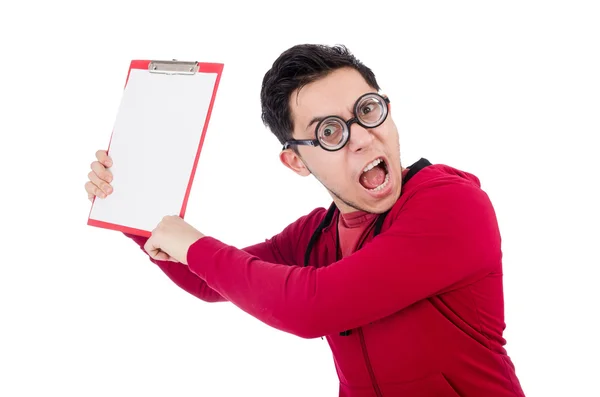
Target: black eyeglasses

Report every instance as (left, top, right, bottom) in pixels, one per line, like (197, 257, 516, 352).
(282, 93, 390, 152)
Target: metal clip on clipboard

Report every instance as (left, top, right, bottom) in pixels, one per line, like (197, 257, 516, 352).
(148, 60, 199, 75)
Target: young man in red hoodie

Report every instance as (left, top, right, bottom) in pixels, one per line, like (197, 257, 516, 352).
(86, 44, 526, 396)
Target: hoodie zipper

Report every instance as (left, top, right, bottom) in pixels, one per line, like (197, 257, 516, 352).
(358, 328, 382, 397)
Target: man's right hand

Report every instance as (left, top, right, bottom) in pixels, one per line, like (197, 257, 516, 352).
(85, 150, 114, 202)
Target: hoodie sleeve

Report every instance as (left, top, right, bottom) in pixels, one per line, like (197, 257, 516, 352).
(124, 207, 325, 303)
(185, 180, 502, 338)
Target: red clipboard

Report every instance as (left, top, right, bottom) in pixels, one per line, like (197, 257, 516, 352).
(87, 60, 224, 237)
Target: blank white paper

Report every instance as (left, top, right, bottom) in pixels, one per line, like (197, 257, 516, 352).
(89, 67, 218, 234)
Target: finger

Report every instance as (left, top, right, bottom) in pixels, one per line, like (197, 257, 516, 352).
(90, 160, 113, 184)
(144, 237, 159, 257)
(87, 170, 112, 197)
(95, 149, 113, 168)
(153, 250, 173, 261)
(144, 238, 170, 261)
(85, 181, 95, 201)
(85, 180, 106, 199)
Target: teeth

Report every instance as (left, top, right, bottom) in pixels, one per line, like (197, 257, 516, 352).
(368, 172, 390, 192)
(363, 158, 383, 173)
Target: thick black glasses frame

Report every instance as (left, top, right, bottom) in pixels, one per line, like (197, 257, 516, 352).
(282, 93, 390, 152)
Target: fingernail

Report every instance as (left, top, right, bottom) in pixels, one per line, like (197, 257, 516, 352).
(104, 186, 112, 194)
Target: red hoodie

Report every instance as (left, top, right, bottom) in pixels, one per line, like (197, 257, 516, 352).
(126, 158, 526, 397)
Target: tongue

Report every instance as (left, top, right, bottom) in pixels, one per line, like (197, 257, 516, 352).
(360, 165, 386, 189)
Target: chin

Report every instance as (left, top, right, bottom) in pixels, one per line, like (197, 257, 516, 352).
(365, 191, 401, 214)
(339, 177, 402, 215)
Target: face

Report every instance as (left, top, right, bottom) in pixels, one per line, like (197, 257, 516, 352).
(280, 67, 403, 214)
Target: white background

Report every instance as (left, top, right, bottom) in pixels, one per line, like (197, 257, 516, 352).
(1, 1, 599, 396)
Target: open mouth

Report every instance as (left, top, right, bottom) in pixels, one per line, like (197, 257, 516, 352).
(359, 158, 390, 192)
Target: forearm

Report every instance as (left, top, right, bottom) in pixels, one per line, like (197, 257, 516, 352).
(188, 238, 325, 337)
(127, 208, 321, 305)
(124, 233, 226, 302)
(124, 232, 290, 304)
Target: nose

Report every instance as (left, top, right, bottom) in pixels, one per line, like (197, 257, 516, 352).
(347, 122, 374, 152)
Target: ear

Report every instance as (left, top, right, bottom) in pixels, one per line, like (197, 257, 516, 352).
(279, 149, 311, 176)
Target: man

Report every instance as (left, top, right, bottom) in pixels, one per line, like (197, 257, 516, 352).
(85, 44, 526, 396)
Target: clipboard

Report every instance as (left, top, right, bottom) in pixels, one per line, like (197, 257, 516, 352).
(87, 59, 224, 237)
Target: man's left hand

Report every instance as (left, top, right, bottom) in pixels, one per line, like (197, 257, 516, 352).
(144, 215, 204, 265)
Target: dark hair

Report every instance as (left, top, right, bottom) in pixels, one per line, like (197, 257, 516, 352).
(260, 44, 380, 147)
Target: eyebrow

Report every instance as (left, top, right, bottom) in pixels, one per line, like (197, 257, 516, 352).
(305, 116, 325, 132)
